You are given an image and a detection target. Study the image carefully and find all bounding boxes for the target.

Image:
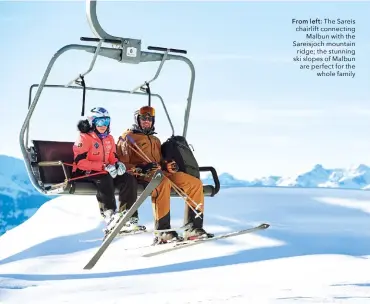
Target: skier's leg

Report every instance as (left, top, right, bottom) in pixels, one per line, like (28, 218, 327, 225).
(92, 174, 116, 212)
(113, 173, 145, 232)
(151, 177, 171, 230)
(151, 177, 183, 244)
(168, 172, 204, 227)
(95, 191, 104, 216)
(168, 172, 213, 240)
(91, 174, 119, 230)
(114, 173, 138, 216)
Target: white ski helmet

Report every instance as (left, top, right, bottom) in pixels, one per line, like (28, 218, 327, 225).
(87, 107, 110, 128)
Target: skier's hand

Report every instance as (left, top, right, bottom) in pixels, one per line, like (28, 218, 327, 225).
(104, 164, 118, 178)
(115, 162, 126, 176)
(166, 160, 178, 173)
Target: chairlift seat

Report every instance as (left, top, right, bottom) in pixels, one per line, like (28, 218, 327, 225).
(31, 140, 218, 196)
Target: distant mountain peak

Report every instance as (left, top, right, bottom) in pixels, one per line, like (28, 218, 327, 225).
(219, 172, 236, 179)
(313, 163, 323, 169)
(355, 164, 369, 171)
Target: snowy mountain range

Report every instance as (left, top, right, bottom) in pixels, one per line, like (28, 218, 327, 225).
(0, 155, 50, 235)
(2, 153, 370, 236)
(203, 164, 370, 190)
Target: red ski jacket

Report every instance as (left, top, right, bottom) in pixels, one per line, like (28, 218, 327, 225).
(72, 130, 118, 173)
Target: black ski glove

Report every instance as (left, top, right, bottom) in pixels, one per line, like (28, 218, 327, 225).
(135, 162, 161, 174)
(160, 160, 179, 173)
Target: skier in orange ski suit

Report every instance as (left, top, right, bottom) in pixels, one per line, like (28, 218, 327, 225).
(116, 105, 213, 244)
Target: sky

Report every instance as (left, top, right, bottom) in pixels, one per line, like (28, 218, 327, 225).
(1, 0, 370, 180)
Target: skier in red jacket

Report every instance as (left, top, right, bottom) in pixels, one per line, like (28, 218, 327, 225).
(72, 107, 139, 235)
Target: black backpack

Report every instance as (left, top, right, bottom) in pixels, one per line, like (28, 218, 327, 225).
(161, 135, 200, 179)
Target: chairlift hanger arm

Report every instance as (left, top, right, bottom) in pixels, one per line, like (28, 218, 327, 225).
(86, 0, 125, 42)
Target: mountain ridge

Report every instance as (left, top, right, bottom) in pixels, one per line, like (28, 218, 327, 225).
(0, 155, 50, 235)
(203, 163, 370, 190)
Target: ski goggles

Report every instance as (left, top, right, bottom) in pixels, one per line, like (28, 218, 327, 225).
(93, 117, 110, 127)
(139, 106, 155, 117)
(138, 114, 154, 122)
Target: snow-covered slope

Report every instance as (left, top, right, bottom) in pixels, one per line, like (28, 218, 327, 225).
(0, 155, 51, 235)
(208, 164, 370, 190)
(1, 187, 370, 303)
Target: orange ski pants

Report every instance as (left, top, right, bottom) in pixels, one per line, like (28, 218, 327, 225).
(141, 171, 204, 230)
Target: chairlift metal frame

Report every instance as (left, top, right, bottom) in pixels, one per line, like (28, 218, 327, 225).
(19, 0, 220, 199)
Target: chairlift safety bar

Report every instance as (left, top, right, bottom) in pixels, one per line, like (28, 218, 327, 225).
(25, 84, 176, 150)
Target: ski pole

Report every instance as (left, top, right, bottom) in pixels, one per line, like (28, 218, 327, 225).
(124, 135, 203, 218)
(119, 135, 202, 216)
(129, 142, 202, 217)
(125, 135, 203, 210)
(62, 162, 141, 181)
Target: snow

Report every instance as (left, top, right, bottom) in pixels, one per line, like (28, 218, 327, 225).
(1, 186, 370, 303)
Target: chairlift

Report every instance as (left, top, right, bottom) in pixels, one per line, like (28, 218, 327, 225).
(19, 0, 220, 202)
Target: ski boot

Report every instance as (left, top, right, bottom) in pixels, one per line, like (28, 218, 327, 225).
(102, 209, 122, 236)
(152, 230, 184, 245)
(183, 227, 214, 241)
(118, 216, 147, 235)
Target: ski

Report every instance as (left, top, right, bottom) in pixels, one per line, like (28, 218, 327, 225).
(83, 170, 164, 270)
(141, 223, 270, 257)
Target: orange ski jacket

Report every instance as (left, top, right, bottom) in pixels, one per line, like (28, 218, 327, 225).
(116, 129, 162, 169)
(72, 130, 118, 173)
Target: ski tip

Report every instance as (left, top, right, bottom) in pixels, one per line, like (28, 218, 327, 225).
(83, 259, 99, 270)
(260, 223, 270, 229)
(83, 265, 93, 270)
